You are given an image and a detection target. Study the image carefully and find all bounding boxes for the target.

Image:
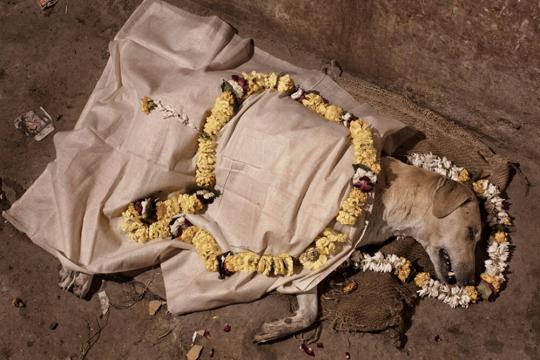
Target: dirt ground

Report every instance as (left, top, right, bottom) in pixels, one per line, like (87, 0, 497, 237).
(0, 1, 538, 359)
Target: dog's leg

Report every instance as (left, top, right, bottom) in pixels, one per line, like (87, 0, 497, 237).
(254, 287, 318, 343)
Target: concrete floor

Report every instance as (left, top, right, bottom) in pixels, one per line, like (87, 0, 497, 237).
(0, 1, 538, 359)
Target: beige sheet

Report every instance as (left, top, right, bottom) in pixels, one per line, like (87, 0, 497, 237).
(3, 0, 406, 314)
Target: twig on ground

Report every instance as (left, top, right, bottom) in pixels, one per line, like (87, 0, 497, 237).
(109, 278, 154, 310)
(79, 312, 110, 360)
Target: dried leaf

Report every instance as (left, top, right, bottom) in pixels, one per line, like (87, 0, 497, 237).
(342, 280, 358, 294)
(186, 344, 203, 360)
(148, 300, 163, 316)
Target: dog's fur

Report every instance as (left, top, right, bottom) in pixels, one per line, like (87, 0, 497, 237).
(254, 156, 481, 343)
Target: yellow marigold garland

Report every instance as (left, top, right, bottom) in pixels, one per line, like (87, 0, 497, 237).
(126, 71, 381, 278)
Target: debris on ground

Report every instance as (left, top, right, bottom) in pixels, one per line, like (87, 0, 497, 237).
(14, 107, 55, 141)
(345, 352, 351, 359)
(191, 330, 209, 345)
(49, 321, 59, 330)
(342, 280, 358, 294)
(148, 299, 164, 316)
(36, 0, 58, 11)
(300, 343, 315, 356)
(97, 290, 110, 316)
(223, 323, 231, 332)
(11, 297, 25, 308)
(186, 344, 203, 360)
(316, 342, 324, 348)
(80, 314, 109, 360)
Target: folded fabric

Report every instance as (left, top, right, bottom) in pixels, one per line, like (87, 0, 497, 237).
(3, 0, 406, 314)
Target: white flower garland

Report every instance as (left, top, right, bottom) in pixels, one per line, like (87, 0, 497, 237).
(349, 153, 511, 308)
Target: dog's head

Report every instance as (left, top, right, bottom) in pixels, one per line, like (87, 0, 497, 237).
(418, 177, 481, 286)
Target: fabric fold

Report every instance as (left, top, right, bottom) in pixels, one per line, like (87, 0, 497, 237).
(3, 0, 407, 314)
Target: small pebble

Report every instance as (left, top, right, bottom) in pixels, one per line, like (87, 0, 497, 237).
(316, 342, 324, 348)
(49, 322, 58, 330)
(223, 323, 231, 332)
(345, 352, 351, 359)
(12, 297, 25, 308)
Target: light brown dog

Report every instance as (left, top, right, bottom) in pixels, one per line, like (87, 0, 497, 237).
(254, 156, 482, 343)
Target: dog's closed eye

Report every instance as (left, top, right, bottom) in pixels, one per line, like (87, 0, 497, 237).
(468, 226, 478, 241)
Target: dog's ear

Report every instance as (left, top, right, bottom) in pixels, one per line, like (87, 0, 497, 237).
(432, 177, 472, 218)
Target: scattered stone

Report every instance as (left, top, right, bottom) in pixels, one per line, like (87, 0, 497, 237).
(223, 323, 231, 332)
(345, 352, 351, 359)
(49, 322, 59, 330)
(12, 297, 25, 308)
(316, 342, 324, 348)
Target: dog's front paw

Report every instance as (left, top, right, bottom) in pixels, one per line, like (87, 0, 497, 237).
(254, 319, 290, 344)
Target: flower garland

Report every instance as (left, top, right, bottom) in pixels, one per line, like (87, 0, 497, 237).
(348, 153, 512, 308)
(140, 96, 197, 131)
(123, 71, 381, 278)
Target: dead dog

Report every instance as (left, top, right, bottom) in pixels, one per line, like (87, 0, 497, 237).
(57, 156, 482, 342)
(253, 156, 481, 343)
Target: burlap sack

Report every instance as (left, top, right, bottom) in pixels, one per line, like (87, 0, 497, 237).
(336, 75, 511, 189)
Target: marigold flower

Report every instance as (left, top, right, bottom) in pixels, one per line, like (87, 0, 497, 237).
(493, 230, 508, 244)
(465, 286, 479, 303)
(179, 226, 198, 244)
(457, 169, 470, 183)
(301, 93, 324, 112)
(324, 104, 343, 122)
(140, 96, 157, 115)
(472, 179, 488, 195)
(414, 272, 431, 287)
(277, 74, 295, 93)
(299, 247, 327, 270)
(480, 272, 501, 292)
(395, 260, 412, 282)
(336, 188, 367, 225)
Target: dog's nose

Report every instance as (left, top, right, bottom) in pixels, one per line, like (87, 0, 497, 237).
(461, 273, 476, 286)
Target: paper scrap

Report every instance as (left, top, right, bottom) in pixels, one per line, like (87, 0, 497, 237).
(97, 290, 110, 316)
